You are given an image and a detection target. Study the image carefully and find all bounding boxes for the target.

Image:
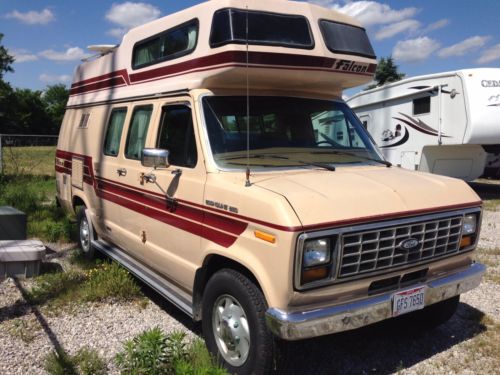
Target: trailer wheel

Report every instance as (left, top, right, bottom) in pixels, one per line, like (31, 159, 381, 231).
(76, 207, 95, 259)
(202, 269, 274, 375)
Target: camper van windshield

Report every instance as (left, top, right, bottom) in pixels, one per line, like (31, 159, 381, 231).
(210, 9, 313, 49)
(202, 96, 384, 170)
(319, 20, 375, 58)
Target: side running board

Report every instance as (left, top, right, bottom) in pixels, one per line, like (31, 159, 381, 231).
(92, 240, 193, 317)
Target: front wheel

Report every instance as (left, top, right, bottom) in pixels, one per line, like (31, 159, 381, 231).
(202, 269, 275, 375)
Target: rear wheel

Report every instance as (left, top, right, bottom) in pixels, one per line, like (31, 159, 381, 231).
(76, 207, 95, 259)
(202, 269, 275, 375)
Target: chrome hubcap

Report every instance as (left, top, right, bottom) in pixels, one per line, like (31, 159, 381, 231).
(212, 294, 250, 367)
(79, 215, 90, 252)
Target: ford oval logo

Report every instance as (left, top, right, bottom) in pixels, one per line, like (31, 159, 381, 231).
(399, 238, 419, 251)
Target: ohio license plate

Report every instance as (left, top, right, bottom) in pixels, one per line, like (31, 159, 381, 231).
(392, 287, 425, 317)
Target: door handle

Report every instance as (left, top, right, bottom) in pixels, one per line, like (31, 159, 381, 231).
(117, 168, 127, 176)
(140, 172, 156, 184)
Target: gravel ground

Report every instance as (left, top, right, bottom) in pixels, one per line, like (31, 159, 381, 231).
(1, 181, 499, 374)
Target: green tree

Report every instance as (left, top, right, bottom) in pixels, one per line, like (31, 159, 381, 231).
(366, 56, 405, 90)
(0, 33, 14, 80)
(43, 84, 69, 131)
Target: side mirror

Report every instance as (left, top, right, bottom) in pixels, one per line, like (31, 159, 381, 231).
(141, 148, 170, 169)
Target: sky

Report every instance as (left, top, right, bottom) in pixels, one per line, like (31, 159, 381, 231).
(1, 0, 499, 94)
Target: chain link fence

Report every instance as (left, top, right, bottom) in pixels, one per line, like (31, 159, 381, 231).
(0, 134, 58, 176)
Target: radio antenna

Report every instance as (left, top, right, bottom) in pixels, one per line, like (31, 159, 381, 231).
(245, 5, 251, 187)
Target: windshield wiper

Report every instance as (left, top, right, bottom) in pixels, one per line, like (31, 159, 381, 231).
(217, 154, 335, 171)
(311, 150, 392, 168)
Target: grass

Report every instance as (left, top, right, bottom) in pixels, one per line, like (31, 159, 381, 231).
(44, 347, 107, 375)
(0, 145, 72, 242)
(0, 174, 73, 242)
(1, 146, 56, 176)
(476, 248, 500, 285)
(483, 199, 500, 212)
(115, 328, 227, 375)
(27, 253, 143, 311)
(441, 309, 500, 373)
(5, 317, 41, 343)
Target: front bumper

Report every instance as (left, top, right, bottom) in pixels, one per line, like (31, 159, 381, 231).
(266, 262, 486, 340)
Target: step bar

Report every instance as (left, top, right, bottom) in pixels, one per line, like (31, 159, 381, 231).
(92, 240, 193, 317)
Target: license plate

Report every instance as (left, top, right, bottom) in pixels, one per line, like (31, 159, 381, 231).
(392, 287, 425, 317)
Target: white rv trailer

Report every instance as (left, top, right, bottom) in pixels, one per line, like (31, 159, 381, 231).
(347, 69, 500, 181)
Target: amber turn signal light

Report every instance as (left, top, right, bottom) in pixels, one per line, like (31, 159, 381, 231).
(460, 235, 472, 249)
(302, 267, 328, 284)
(254, 230, 276, 244)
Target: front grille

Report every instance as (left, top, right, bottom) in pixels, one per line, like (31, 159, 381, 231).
(339, 216, 463, 278)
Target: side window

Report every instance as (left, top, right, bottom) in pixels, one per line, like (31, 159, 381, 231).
(125, 105, 153, 160)
(133, 19, 198, 69)
(103, 108, 127, 157)
(156, 105, 197, 168)
(413, 96, 431, 115)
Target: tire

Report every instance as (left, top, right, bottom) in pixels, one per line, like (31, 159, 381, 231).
(76, 207, 95, 259)
(202, 269, 275, 375)
(399, 295, 460, 330)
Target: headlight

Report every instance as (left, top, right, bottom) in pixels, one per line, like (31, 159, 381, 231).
(303, 238, 331, 267)
(462, 214, 477, 235)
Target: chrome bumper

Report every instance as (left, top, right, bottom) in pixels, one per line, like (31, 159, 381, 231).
(266, 262, 486, 340)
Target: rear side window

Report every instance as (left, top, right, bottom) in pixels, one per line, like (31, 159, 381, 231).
(103, 108, 127, 157)
(413, 96, 431, 115)
(319, 20, 375, 58)
(125, 106, 153, 160)
(210, 8, 313, 49)
(156, 105, 197, 168)
(132, 19, 199, 69)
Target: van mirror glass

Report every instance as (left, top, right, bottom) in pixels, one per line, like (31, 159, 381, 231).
(141, 148, 170, 169)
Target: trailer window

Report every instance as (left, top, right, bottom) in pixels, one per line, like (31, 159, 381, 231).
(210, 9, 313, 49)
(103, 108, 127, 157)
(132, 19, 198, 69)
(156, 105, 197, 168)
(413, 96, 431, 115)
(319, 20, 375, 58)
(125, 106, 153, 160)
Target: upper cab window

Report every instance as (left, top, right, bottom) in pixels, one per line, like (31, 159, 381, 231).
(125, 106, 153, 160)
(210, 8, 313, 49)
(319, 20, 375, 58)
(103, 108, 127, 157)
(157, 105, 197, 168)
(132, 19, 198, 69)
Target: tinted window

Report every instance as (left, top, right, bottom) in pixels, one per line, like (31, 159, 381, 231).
(103, 108, 127, 156)
(125, 106, 153, 160)
(157, 105, 197, 168)
(210, 9, 313, 49)
(413, 96, 431, 115)
(133, 19, 198, 69)
(319, 20, 375, 58)
(202, 96, 382, 170)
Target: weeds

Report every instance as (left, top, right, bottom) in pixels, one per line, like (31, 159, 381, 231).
(83, 262, 141, 302)
(115, 328, 227, 375)
(27, 257, 143, 310)
(44, 347, 107, 375)
(5, 317, 41, 343)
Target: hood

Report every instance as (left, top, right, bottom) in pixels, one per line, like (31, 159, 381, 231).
(252, 166, 480, 229)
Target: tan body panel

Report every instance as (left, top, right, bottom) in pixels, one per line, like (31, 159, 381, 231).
(56, 89, 481, 310)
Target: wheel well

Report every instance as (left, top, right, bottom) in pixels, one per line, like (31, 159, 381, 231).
(192, 255, 262, 320)
(72, 196, 86, 212)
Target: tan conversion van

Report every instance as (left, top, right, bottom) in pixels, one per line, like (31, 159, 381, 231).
(56, 1, 485, 373)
